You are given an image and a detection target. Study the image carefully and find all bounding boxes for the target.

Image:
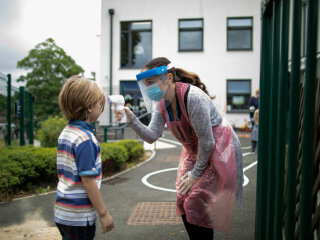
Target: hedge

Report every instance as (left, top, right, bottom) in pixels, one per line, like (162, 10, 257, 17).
(0, 140, 144, 200)
(0, 146, 57, 196)
(117, 140, 144, 162)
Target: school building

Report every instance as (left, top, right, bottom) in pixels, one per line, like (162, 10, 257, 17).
(98, 0, 261, 127)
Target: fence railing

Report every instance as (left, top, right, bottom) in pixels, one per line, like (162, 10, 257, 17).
(256, 0, 319, 239)
(0, 73, 34, 146)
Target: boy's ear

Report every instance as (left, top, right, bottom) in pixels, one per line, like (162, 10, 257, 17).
(87, 107, 92, 113)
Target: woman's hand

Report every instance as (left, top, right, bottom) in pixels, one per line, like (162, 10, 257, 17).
(113, 107, 133, 122)
(178, 171, 198, 195)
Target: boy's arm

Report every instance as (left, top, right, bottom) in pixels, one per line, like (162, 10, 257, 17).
(81, 176, 114, 233)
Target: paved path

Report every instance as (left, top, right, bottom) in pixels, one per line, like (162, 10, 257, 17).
(0, 130, 257, 240)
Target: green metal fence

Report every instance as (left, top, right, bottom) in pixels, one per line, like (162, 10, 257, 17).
(0, 73, 19, 145)
(0, 73, 34, 146)
(256, 0, 319, 239)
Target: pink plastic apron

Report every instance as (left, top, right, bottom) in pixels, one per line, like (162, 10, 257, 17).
(159, 82, 237, 233)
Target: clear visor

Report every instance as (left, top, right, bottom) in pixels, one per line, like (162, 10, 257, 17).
(141, 72, 168, 86)
(136, 66, 170, 113)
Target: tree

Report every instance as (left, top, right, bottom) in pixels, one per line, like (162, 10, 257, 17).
(17, 38, 84, 121)
(90, 71, 96, 81)
(36, 116, 67, 147)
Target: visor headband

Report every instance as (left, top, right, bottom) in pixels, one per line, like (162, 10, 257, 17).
(166, 63, 174, 70)
(136, 65, 167, 81)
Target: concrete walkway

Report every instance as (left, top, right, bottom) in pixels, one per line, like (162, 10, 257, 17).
(0, 130, 257, 240)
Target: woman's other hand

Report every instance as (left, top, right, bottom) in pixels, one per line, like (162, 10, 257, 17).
(178, 171, 198, 195)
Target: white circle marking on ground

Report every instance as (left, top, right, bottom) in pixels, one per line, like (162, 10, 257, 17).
(141, 168, 178, 192)
(242, 161, 257, 186)
(141, 148, 258, 191)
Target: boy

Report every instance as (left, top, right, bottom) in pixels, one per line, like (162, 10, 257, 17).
(55, 76, 114, 239)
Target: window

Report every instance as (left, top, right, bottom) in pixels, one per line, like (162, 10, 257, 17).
(179, 19, 203, 51)
(226, 80, 251, 112)
(121, 21, 152, 68)
(227, 17, 253, 50)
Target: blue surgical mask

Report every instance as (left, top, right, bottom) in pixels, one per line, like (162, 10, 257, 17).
(145, 83, 166, 102)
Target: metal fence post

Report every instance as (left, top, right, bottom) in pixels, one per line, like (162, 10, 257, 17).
(28, 93, 34, 145)
(19, 86, 25, 146)
(255, 6, 271, 239)
(6, 74, 11, 145)
(104, 128, 108, 142)
(266, 2, 281, 238)
(300, 0, 319, 238)
(285, 0, 302, 238)
(273, 0, 290, 238)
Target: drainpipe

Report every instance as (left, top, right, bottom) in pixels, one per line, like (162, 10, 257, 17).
(108, 8, 114, 124)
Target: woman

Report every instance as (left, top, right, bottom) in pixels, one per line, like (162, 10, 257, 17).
(114, 57, 243, 239)
(251, 109, 259, 153)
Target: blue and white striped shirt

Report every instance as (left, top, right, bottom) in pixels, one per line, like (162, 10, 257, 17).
(54, 120, 102, 226)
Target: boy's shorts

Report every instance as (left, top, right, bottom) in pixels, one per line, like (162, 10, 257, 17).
(55, 222, 96, 240)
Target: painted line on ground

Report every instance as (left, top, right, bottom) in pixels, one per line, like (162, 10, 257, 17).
(243, 161, 258, 172)
(242, 161, 257, 187)
(159, 137, 182, 146)
(243, 152, 256, 157)
(241, 146, 252, 150)
(141, 152, 258, 192)
(141, 168, 178, 192)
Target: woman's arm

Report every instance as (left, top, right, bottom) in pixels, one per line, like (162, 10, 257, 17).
(126, 105, 165, 144)
(187, 88, 217, 179)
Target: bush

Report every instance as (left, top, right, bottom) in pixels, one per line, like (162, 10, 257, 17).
(100, 140, 144, 175)
(37, 116, 67, 147)
(0, 139, 145, 200)
(0, 146, 57, 196)
(117, 140, 144, 162)
(100, 142, 129, 172)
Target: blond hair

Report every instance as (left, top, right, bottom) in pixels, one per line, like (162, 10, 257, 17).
(59, 76, 106, 121)
(254, 109, 259, 126)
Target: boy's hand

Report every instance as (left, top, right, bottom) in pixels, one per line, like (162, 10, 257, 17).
(99, 211, 114, 234)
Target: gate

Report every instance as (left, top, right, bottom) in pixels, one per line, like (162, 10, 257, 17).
(256, 0, 319, 239)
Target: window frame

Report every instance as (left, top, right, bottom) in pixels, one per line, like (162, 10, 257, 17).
(226, 79, 252, 113)
(227, 17, 253, 51)
(120, 20, 153, 69)
(178, 18, 204, 52)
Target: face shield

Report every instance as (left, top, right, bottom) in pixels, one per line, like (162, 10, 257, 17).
(136, 65, 170, 113)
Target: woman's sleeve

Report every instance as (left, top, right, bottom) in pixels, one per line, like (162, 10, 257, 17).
(187, 92, 215, 179)
(127, 104, 165, 144)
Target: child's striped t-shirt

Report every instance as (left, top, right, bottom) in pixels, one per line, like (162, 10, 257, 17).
(54, 120, 102, 226)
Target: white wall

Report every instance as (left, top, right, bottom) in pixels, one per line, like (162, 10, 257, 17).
(100, 0, 261, 127)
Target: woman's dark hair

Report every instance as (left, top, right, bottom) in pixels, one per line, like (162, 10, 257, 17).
(144, 57, 215, 99)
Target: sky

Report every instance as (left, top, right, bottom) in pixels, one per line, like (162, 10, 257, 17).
(0, 0, 101, 86)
